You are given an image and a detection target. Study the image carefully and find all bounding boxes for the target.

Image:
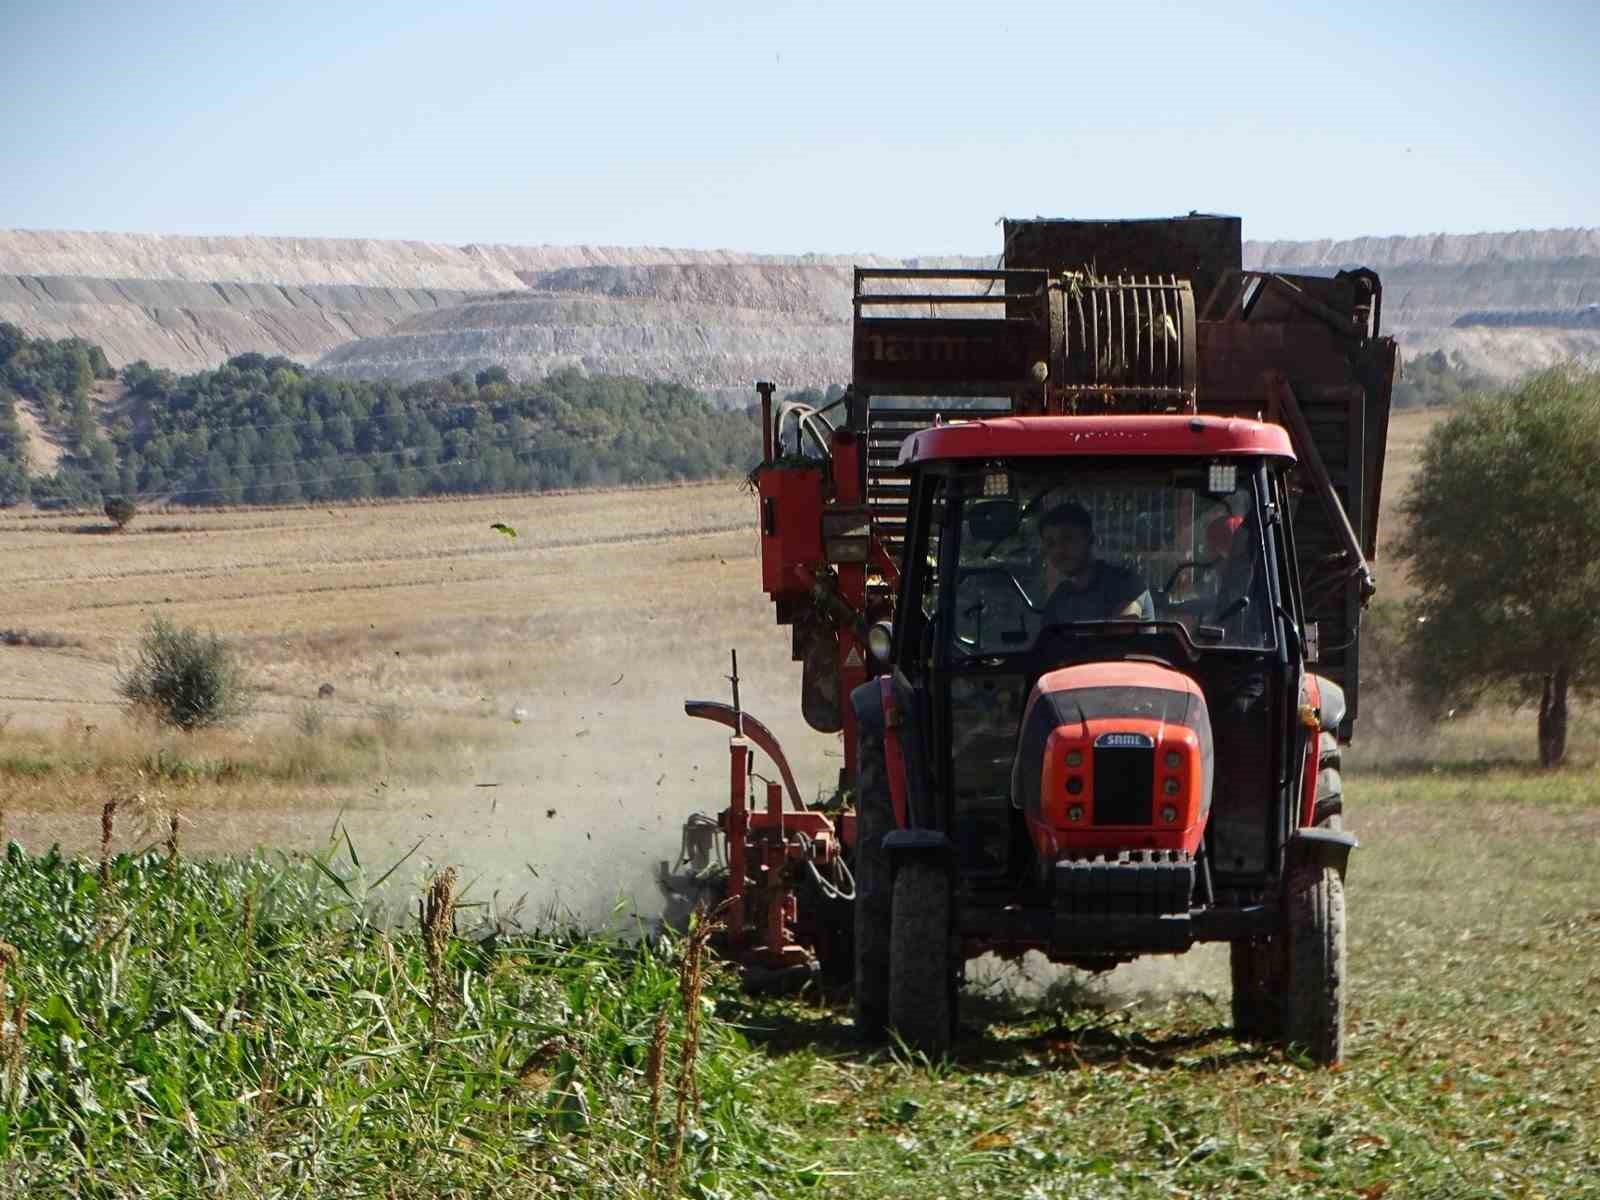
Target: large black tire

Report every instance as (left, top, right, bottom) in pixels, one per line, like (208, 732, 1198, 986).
(852, 727, 893, 1039)
(1235, 737, 1345, 1050)
(1284, 735, 1347, 1064)
(1280, 742, 1344, 1062)
(1229, 937, 1281, 1040)
(888, 858, 953, 1056)
(1282, 861, 1346, 1065)
(1313, 732, 1344, 826)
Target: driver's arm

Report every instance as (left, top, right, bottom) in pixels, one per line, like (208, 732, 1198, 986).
(1109, 571, 1155, 620)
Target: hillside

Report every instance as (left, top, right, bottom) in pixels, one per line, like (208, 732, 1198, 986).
(0, 324, 766, 508)
(2, 225, 1597, 400)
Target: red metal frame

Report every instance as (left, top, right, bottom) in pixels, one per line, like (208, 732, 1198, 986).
(717, 735, 839, 968)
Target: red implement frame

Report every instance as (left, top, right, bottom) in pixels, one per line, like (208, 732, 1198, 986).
(685, 663, 839, 970)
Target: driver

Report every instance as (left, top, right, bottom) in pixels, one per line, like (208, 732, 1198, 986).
(1039, 502, 1152, 624)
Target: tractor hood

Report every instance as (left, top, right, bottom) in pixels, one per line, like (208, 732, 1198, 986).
(1013, 661, 1215, 861)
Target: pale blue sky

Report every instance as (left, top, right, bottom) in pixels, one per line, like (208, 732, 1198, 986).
(3, 0, 1595, 254)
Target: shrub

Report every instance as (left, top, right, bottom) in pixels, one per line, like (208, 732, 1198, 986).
(118, 617, 253, 730)
(104, 495, 137, 530)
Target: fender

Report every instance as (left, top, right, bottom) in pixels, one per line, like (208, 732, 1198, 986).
(1296, 675, 1323, 827)
(879, 677, 910, 829)
(850, 672, 933, 832)
(1286, 826, 1359, 875)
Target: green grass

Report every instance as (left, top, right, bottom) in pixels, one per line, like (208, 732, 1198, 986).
(724, 762, 1600, 1199)
(0, 842, 796, 1198)
(2, 761, 1596, 1197)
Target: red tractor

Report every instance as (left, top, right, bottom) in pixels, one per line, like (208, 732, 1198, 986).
(674, 216, 1394, 1065)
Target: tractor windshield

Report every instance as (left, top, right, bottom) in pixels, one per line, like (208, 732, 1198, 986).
(946, 461, 1274, 657)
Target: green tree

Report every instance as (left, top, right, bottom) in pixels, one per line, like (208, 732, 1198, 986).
(118, 617, 253, 730)
(104, 495, 137, 530)
(1395, 366, 1600, 766)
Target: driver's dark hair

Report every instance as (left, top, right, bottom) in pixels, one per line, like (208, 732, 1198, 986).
(1040, 501, 1093, 542)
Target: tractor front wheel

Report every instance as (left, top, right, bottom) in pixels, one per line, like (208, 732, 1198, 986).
(888, 857, 954, 1056)
(1282, 860, 1346, 1065)
(1229, 937, 1281, 1041)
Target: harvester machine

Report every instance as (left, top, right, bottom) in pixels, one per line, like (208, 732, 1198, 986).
(671, 215, 1396, 1064)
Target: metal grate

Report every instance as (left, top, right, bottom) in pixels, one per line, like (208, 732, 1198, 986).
(864, 396, 1012, 564)
(1093, 746, 1154, 826)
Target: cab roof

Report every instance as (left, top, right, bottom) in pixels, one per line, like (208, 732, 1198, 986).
(897, 414, 1295, 467)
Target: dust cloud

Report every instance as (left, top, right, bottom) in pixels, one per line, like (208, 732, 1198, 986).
(331, 626, 837, 932)
(967, 945, 1229, 1012)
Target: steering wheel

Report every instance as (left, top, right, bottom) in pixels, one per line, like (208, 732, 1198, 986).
(950, 566, 1040, 658)
(956, 566, 1043, 612)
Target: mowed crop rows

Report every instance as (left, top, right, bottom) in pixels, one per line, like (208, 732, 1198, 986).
(0, 484, 755, 645)
(0, 481, 820, 722)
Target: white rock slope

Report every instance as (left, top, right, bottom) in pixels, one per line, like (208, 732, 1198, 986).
(1, 226, 1595, 390)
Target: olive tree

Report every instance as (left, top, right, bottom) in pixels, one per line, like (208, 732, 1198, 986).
(119, 617, 253, 730)
(104, 495, 137, 530)
(1395, 367, 1600, 766)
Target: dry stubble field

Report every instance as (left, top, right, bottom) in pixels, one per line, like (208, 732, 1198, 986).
(0, 479, 837, 921)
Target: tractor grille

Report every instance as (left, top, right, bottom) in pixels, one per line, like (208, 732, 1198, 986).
(1093, 746, 1153, 825)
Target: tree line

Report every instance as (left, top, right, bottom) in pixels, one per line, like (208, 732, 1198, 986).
(1389, 348, 1496, 410)
(0, 325, 767, 508)
(0, 322, 119, 505)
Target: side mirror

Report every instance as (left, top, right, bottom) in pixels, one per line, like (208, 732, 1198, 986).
(966, 497, 1020, 542)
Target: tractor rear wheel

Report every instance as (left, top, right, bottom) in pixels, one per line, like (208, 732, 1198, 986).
(1234, 740, 1345, 1043)
(1282, 859, 1346, 1065)
(852, 725, 893, 1039)
(1313, 732, 1343, 826)
(1277, 736, 1347, 1064)
(888, 858, 953, 1056)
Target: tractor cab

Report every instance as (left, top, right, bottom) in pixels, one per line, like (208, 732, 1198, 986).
(888, 416, 1301, 906)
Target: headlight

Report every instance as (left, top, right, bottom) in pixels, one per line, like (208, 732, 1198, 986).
(867, 621, 893, 662)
